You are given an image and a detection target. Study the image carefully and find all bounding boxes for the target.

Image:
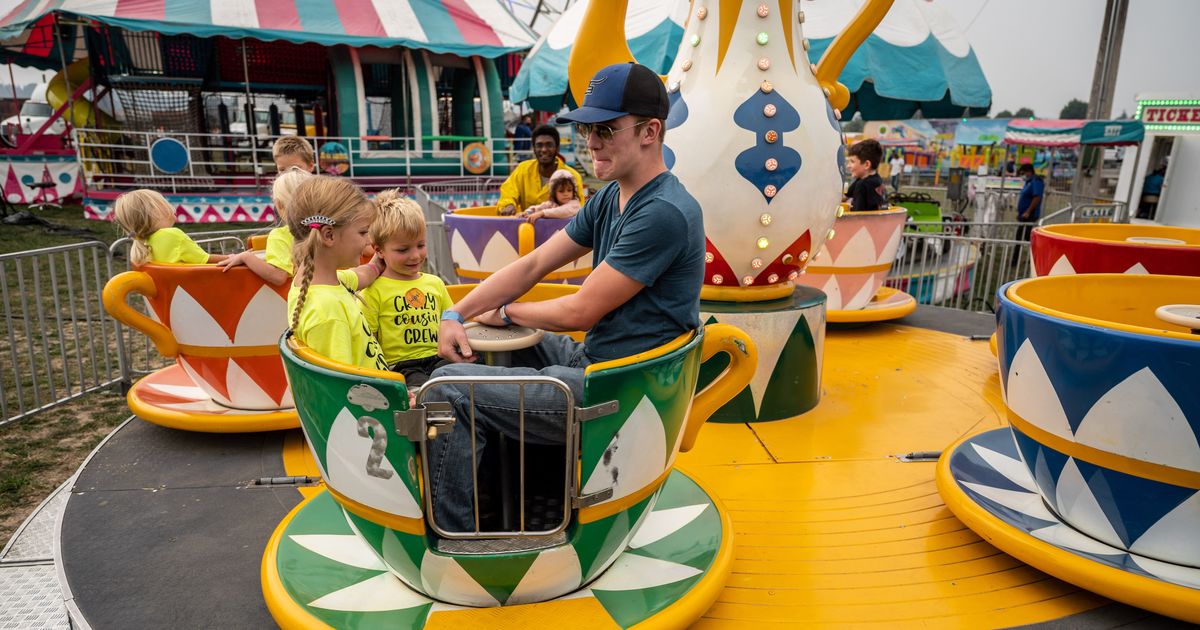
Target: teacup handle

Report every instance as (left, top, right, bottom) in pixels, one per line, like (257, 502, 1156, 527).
(102, 271, 179, 357)
(518, 221, 535, 257)
(815, 0, 896, 110)
(681, 323, 758, 453)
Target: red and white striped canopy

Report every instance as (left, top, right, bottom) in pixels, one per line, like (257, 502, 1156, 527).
(0, 0, 536, 57)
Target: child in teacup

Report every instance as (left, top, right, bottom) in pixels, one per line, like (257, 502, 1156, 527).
(359, 189, 453, 389)
(219, 169, 383, 293)
(286, 176, 389, 371)
(113, 189, 231, 265)
(522, 169, 583, 223)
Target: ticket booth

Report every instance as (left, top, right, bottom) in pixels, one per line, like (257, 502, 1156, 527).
(1116, 93, 1200, 227)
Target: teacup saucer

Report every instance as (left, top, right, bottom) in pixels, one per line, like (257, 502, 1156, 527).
(263, 468, 732, 629)
(129, 364, 299, 433)
(937, 428, 1200, 623)
(826, 287, 916, 323)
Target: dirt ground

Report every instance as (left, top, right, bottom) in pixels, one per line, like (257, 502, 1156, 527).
(0, 387, 130, 547)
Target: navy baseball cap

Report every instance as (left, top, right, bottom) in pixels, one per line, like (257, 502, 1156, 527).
(557, 63, 669, 124)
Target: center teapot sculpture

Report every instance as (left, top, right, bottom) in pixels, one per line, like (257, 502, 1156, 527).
(570, 0, 894, 302)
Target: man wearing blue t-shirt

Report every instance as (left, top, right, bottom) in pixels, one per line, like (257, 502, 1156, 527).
(427, 63, 705, 532)
(1012, 163, 1045, 265)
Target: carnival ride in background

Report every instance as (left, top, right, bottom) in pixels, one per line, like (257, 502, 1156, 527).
(0, 0, 540, 221)
(6, 0, 1198, 627)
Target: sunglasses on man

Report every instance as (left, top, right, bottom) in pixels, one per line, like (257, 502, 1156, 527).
(574, 119, 650, 143)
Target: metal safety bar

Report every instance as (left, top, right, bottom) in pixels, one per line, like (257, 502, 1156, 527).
(409, 375, 582, 544)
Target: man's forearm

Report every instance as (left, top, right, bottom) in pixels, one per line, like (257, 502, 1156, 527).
(451, 255, 541, 319)
(504, 296, 591, 332)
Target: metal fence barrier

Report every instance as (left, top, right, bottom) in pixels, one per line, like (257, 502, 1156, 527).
(0, 242, 120, 427)
(886, 231, 1031, 313)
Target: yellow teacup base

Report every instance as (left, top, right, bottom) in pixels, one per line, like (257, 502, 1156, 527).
(128, 364, 298, 433)
(827, 287, 917, 323)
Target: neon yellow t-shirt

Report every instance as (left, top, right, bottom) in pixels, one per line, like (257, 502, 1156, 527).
(288, 283, 388, 370)
(146, 227, 209, 264)
(266, 226, 359, 290)
(360, 273, 453, 365)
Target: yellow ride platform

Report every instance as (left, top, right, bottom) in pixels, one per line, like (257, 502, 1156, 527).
(826, 287, 917, 324)
(674, 324, 1115, 627)
(274, 324, 1132, 627)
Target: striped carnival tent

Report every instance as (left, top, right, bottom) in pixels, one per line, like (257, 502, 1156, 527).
(509, 0, 990, 118)
(509, 0, 688, 112)
(0, 0, 537, 64)
(1003, 120, 1087, 147)
(0, 0, 544, 210)
(1006, 119, 1145, 147)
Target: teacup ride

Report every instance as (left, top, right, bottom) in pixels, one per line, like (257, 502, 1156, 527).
(103, 263, 298, 432)
(795, 205, 916, 324)
(1031, 223, 1200, 277)
(939, 274, 1200, 623)
(442, 206, 591, 285)
(988, 223, 1200, 357)
(263, 301, 757, 628)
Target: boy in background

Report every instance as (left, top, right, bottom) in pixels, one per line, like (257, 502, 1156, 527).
(272, 136, 315, 173)
(844, 139, 886, 211)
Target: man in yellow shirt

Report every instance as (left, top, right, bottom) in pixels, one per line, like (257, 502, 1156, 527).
(497, 125, 585, 215)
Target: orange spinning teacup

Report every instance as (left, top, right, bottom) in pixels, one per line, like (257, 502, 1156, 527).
(104, 264, 293, 411)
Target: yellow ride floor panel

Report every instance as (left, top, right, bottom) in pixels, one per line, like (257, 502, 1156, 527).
(678, 325, 1109, 628)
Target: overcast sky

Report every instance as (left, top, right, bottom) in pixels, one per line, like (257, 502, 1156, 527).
(941, 0, 1200, 118)
(3, 0, 1197, 119)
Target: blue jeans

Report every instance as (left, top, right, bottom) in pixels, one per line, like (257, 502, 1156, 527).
(422, 333, 590, 532)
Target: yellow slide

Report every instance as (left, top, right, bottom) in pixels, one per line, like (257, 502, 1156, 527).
(46, 58, 118, 129)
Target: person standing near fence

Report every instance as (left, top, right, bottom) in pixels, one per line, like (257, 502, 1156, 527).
(889, 152, 905, 193)
(1012, 163, 1044, 265)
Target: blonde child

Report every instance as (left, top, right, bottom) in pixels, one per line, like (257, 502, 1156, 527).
(113, 189, 230, 265)
(521, 169, 582, 223)
(273, 136, 315, 173)
(359, 189, 452, 388)
(219, 169, 383, 290)
(287, 176, 389, 371)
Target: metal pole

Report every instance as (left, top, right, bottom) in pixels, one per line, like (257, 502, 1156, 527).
(7, 62, 18, 114)
(241, 39, 260, 189)
(53, 15, 88, 200)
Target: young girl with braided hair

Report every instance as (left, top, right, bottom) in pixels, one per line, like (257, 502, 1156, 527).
(219, 170, 382, 290)
(287, 176, 389, 370)
(113, 189, 231, 265)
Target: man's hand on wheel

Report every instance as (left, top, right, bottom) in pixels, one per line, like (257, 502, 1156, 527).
(438, 320, 475, 363)
(498, 204, 517, 216)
